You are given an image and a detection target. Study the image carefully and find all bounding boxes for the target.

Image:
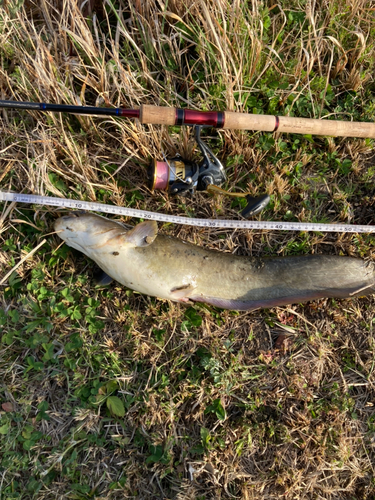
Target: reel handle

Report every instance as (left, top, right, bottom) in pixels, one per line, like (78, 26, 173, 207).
(241, 194, 271, 218)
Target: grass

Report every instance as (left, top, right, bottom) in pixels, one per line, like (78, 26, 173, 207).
(1, 0, 375, 498)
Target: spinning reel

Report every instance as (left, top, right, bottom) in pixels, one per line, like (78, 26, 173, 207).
(148, 125, 270, 218)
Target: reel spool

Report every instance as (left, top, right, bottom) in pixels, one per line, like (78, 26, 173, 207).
(148, 157, 199, 194)
(148, 125, 270, 218)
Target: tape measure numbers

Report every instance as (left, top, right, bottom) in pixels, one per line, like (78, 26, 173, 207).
(0, 191, 374, 233)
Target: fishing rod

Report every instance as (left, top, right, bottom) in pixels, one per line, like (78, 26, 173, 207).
(1, 99, 374, 137)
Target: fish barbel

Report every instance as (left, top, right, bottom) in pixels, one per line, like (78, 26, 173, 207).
(54, 213, 375, 310)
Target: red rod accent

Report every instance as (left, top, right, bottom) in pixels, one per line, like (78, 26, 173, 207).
(119, 108, 140, 118)
(184, 109, 219, 127)
(274, 116, 280, 132)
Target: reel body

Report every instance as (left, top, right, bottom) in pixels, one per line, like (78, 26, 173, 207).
(148, 126, 226, 195)
(148, 125, 270, 218)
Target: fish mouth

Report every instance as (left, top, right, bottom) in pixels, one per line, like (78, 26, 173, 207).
(68, 240, 87, 253)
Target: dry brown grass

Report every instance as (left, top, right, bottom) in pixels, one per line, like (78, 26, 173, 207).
(1, 0, 375, 499)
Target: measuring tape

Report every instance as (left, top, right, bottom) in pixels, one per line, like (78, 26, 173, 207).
(0, 190, 374, 233)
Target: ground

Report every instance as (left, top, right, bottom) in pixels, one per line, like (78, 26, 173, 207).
(0, 1, 375, 499)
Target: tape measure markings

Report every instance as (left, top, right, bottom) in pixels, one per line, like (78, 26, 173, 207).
(0, 191, 373, 233)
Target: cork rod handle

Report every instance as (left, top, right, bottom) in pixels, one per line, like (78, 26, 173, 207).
(139, 105, 375, 138)
(140, 104, 176, 125)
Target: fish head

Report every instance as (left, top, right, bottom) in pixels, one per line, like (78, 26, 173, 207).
(54, 212, 158, 255)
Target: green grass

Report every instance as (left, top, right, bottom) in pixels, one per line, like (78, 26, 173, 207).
(1, 0, 375, 498)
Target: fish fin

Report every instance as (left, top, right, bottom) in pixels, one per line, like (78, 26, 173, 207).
(190, 291, 350, 311)
(94, 270, 114, 286)
(170, 284, 196, 302)
(190, 296, 258, 310)
(124, 221, 158, 247)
